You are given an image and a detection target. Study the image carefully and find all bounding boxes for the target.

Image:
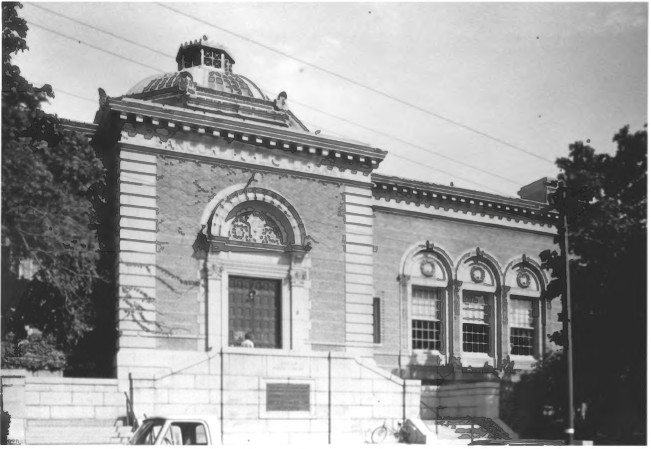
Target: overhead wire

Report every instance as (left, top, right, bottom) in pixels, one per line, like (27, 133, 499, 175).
(25, 20, 163, 74)
(270, 89, 524, 187)
(24, 9, 526, 195)
(154, 2, 557, 165)
(27, 3, 172, 60)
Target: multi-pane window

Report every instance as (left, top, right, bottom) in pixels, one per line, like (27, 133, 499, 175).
(411, 286, 442, 350)
(510, 297, 534, 356)
(462, 292, 491, 353)
(204, 50, 221, 68)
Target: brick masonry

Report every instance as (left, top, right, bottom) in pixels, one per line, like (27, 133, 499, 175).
(372, 209, 563, 365)
(151, 153, 348, 351)
(107, 111, 563, 442)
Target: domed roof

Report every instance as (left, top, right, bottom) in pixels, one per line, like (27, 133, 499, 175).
(123, 37, 309, 132)
(126, 36, 266, 100)
(127, 65, 267, 100)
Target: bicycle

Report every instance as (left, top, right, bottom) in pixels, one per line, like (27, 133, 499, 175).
(370, 420, 407, 444)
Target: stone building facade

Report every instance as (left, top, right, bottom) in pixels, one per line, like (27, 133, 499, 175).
(13, 38, 562, 444)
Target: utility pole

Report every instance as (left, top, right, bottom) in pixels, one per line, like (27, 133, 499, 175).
(552, 181, 575, 445)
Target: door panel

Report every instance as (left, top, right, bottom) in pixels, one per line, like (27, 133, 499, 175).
(228, 276, 281, 348)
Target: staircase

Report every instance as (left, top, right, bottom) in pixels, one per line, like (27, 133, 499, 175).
(422, 417, 513, 444)
(24, 377, 128, 445)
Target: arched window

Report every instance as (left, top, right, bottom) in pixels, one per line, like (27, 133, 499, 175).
(455, 248, 501, 364)
(504, 257, 545, 362)
(205, 186, 309, 252)
(228, 209, 285, 245)
(400, 243, 453, 357)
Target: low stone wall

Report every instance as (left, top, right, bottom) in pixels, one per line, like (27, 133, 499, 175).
(1, 370, 124, 445)
(421, 381, 501, 419)
(125, 348, 421, 445)
(2, 370, 27, 444)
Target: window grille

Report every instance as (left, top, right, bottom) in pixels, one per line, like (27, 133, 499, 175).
(462, 292, 491, 353)
(510, 297, 534, 355)
(510, 328, 534, 355)
(411, 286, 442, 350)
(204, 50, 221, 68)
(462, 323, 490, 353)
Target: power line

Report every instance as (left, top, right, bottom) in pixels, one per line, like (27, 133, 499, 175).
(154, 2, 556, 165)
(260, 91, 512, 194)
(26, 20, 163, 74)
(273, 90, 524, 187)
(27, 4, 173, 60)
(24, 6, 536, 190)
(55, 89, 97, 104)
(25, 16, 515, 194)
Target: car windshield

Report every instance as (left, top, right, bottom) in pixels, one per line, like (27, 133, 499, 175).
(130, 419, 165, 445)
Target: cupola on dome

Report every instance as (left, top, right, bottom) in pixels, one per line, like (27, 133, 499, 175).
(125, 36, 308, 131)
(127, 36, 266, 100)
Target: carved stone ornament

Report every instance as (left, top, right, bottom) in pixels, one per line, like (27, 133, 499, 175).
(398, 274, 411, 285)
(420, 259, 435, 277)
(453, 280, 463, 316)
(517, 271, 531, 289)
(502, 286, 511, 325)
(471, 266, 485, 283)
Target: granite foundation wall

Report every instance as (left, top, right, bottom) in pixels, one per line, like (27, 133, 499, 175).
(124, 348, 420, 444)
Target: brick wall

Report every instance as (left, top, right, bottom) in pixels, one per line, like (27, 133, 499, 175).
(154, 154, 348, 349)
(372, 210, 562, 361)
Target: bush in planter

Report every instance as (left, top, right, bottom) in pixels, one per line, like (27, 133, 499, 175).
(1, 330, 66, 372)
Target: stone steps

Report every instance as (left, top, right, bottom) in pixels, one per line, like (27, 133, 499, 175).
(422, 418, 511, 443)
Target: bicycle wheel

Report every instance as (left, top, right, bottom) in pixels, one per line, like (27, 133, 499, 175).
(371, 425, 388, 444)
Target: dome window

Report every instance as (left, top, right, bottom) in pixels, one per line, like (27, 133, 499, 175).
(204, 50, 221, 69)
(175, 36, 236, 73)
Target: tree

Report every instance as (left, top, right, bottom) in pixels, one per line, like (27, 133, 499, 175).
(1, 2, 110, 372)
(533, 126, 646, 444)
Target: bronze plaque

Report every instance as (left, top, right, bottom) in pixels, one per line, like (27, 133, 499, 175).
(266, 383, 310, 411)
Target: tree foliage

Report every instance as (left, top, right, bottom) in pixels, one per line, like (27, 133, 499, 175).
(1, 2, 109, 370)
(527, 126, 647, 444)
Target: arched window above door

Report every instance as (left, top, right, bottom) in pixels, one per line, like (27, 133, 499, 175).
(201, 185, 310, 254)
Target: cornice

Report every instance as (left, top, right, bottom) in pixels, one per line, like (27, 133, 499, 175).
(105, 97, 387, 172)
(372, 173, 558, 225)
(59, 119, 97, 137)
(373, 204, 557, 236)
(118, 130, 374, 187)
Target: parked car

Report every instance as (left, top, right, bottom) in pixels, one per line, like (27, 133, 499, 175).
(468, 439, 565, 445)
(129, 416, 219, 445)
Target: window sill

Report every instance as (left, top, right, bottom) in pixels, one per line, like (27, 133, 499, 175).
(461, 353, 494, 367)
(509, 355, 537, 370)
(409, 350, 446, 364)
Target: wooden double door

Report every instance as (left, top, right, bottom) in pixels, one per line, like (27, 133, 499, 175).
(228, 276, 281, 348)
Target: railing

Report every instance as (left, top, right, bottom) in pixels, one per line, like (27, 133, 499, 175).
(125, 373, 138, 431)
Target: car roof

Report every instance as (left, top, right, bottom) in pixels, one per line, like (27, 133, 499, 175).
(143, 415, 214, 421)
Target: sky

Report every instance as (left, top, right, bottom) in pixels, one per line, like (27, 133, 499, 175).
(13, 2, 648, 197)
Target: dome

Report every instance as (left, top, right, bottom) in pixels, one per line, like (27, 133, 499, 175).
(126, 36, 266, 100)
(123, 36, 309, 132)
(127, 66, 267, 100)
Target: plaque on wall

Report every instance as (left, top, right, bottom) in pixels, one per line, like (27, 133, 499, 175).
(266, 383, 310, 412)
